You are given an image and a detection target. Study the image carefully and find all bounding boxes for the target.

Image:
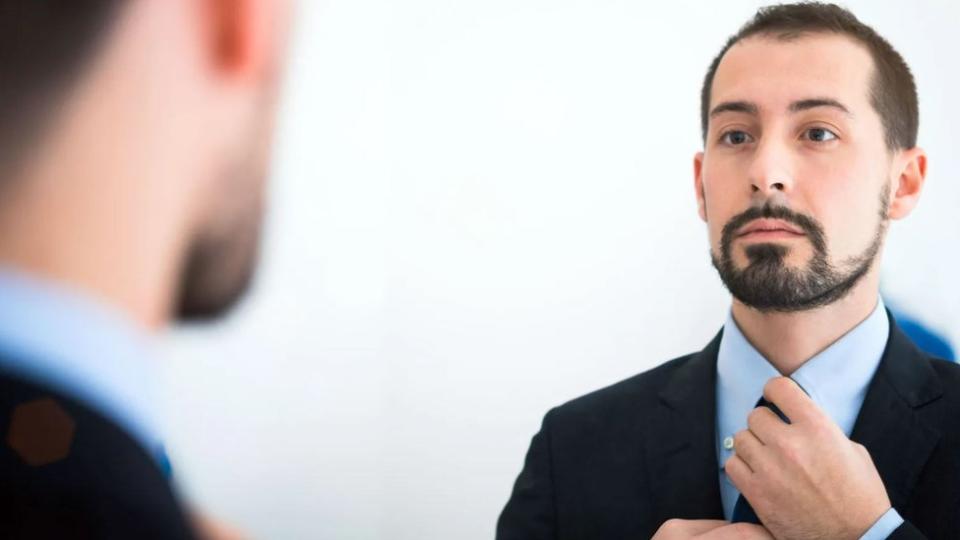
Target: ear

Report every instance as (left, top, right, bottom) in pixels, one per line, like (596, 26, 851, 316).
(694, 151, 707, 222)
(204, 0, 287, 82)
(887, 147, 927, 220)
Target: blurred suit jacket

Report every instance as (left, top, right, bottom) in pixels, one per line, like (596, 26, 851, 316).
(497, 315, 960, 540)
(0, 367, 196, 539)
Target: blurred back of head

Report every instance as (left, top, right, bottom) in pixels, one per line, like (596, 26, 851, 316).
(0, 1, 124, 177)
(0, 0, 290, 328)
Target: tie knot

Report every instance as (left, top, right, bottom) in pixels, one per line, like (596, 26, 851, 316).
(755, 396, 791, 424)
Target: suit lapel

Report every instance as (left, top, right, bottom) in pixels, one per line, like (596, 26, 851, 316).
(850, 314, 943, 511)
(646, 331, 725, 522)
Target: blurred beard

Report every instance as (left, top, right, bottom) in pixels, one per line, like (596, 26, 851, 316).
(175, 98, 276, 322)
(710, 186, 888, 313)
(175, 191, 264, 321)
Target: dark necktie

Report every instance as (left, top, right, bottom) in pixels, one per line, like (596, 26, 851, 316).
(730, 396, 791, 525)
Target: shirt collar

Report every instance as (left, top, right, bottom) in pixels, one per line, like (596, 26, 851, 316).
(0, 268, 162, 454)
(717, 297, 889, 439)
(789, 300, 890, 434)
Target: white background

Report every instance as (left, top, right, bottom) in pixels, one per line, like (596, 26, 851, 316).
(159, 1, 960, 538)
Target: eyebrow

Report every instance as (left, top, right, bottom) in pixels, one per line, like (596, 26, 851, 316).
(709, 97, 853, 119)
(709, 101, 758, 118)
(788, 98, 852, 116)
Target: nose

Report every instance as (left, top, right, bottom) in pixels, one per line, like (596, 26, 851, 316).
(748, 139, 794, 198)
(756, 180, 786, 193)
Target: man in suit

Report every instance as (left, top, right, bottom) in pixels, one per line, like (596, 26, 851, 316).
(0, 0, 289, 538)
(498, 4, 958, 540)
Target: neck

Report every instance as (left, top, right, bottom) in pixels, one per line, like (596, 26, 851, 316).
(730, 271, 882, 375)
(0, 167, 190, 333)
(0, 82, 202, 333)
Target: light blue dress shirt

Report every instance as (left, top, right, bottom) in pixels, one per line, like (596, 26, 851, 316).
(715, 297, 904, 539)
(0, 268, 165, 467)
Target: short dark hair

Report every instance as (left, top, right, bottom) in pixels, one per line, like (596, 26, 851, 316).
(0, 1, 126, 174)
(699, 2, 918, 151)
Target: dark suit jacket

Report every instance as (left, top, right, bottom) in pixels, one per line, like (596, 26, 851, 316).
(497, 315, 960, 539)
(0, 368, 197, 539)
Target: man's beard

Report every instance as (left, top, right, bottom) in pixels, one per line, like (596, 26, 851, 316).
(175, 101, 275, 322)
(710, 186, 888, 313)
(175, 194, 264, 321)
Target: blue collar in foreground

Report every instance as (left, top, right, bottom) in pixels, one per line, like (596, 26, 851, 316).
(0, 267, 163, 463)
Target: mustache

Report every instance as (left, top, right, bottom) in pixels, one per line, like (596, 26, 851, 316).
(720, 204, 827, 255)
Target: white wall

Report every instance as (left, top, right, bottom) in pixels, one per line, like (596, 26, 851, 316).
(159, 1, 960, 538)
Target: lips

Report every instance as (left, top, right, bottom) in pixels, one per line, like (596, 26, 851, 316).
(737, 218, 806, 237)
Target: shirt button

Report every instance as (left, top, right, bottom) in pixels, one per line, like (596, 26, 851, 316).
(723, 436, 734, 450)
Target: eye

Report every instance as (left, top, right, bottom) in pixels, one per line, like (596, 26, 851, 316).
(803, 127, 838, 142)
(720, 130, 753, 146)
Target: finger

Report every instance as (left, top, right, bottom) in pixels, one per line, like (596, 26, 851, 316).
(191, 512, 249, 540)
(662, 519, 729, 536)
(723, 453, 752, 492)
(699, 523, 775, 539)
(746, 405, 788, 445)
(763, 376, 822, 425)
(732, 428, 767, 472)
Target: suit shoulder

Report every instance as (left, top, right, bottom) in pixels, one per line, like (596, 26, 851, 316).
(929, 356, 960, 380)
(929, 357, 960, 398)
(546, 352, 697, 427)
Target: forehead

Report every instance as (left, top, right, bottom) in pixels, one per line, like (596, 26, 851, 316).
(711, 33, 875, 115)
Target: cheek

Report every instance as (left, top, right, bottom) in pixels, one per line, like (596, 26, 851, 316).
(797, 156, 883, 257)
(701, 160, 748, 247)
(704, 206, 742, 259)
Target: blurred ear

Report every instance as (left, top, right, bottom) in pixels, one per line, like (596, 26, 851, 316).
(694, 151, 707, 222)
(204, 0, 287, 82)
(887, 147, 927, 220)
